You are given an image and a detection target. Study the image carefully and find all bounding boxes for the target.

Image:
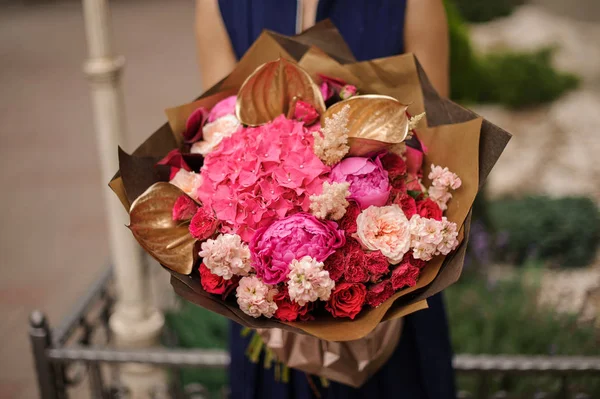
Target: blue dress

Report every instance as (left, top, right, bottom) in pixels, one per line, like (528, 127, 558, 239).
(218, 1, 456, 397)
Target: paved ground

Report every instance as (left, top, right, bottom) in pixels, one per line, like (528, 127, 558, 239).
(1, 1, 599, 398)
(0, 1, 198, 397)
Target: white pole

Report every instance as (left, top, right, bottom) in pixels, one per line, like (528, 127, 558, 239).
(82, 0, 165, 396)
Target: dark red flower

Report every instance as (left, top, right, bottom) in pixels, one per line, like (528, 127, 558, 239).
(344, 250, 369, 283)
(339, 200, 361, 235)
(416, 198, 443, 221)
(325, 282, 367, 319)
(324, 247, 346, 282)
(189, 207, 219, 240)
(183, 106, 209, 143)
(391, 263, 420, 290)
(157, 149, 191, 180)
(172, 195, 198, 221)
(273, 290, 312, 322)
(199, 263, 238, 299)
(381, 152, 407, 178)
(401, 251, 427, 269)
(363, 250, 390, 282)
(366, 280, 395, 307)
(389, 188, 417, 219)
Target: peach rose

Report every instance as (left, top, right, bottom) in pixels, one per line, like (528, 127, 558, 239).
(356, 204, 411, 264)
(169, 169, 203, 201)
(190, 114, 241, 156)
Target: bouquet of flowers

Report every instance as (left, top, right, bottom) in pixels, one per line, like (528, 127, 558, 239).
(111, 21, 510, 386)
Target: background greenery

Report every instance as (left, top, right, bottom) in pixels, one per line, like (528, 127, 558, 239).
(445, 0, 579, 108)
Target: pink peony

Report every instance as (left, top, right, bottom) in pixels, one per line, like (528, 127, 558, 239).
(330, 156, 391, 210)
(172, 195, 198, 221)
(197, 115, 329, 242)
(356, 204, 411, 264)
(208, 95, 237, 123)
(293, 100, 319, 125)
(286, 256, 335, 306)
(198, 233, 252, 279)
(235, 276, 278, 318)
(250, 213, 345, 285)
(189, 207, 219, 240)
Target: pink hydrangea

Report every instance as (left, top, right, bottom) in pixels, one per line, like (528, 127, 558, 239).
(356, 204, 411, 264)
(197, 115, 330, 242)
(250, 213, 345, 285)
(330, 156, 391, 209)
(286, 256, 335, 306)
(235, 276, 278, 318)
(198, 233, 252, 280)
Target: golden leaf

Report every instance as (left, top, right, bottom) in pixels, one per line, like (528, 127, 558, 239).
(129, 182, 196, 274)
(322, 95, 409, 156)
(236, 58, 326, 126)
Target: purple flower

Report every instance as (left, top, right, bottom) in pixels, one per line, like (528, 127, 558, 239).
(330, 156, 391, 209)
(250, 213, 345, 284)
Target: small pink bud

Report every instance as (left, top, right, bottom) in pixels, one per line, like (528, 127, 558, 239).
(339, 85, 357, 100)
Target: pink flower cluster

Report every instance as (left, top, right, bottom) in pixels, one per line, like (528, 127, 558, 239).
(428, 164, 462, 211)
(198, 233, 252, 279)
(409, 215, 460, 261)
(197, 115, 330, 242)
(235, 276, 278, 318)
(286, 256, 335, 305)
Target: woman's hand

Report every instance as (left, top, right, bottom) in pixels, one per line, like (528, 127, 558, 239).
(195, 0, 237, 90)
(404, 0, 450, 98)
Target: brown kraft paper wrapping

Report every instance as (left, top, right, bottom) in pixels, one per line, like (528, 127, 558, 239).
(110, 21, 511, 385)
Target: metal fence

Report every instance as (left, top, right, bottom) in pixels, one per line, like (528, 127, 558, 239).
(29, 267, 600, 399)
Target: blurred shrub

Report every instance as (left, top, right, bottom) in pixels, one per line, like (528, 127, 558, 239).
(446, 1, 579, 108)
(452, 0, 525, 23)
(165, 303, 228, 394)
(447, 270, 600, 395)
(489, 196, 600, 267)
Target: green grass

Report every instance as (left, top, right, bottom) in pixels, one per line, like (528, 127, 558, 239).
(446, 268, 600, 395)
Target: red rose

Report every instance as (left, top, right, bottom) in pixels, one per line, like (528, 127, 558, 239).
(325, 282, 367, 319)
(324, 248, 346, 282)
(189, 207, 219, 240)
(273, 290, 313, 322)
(391, 263, 420, 290)
(401, 251, 427, 269)
(366, 280, 395, 307)
(416, 198, 443, 220)
(363, 250, 390, 282)
(381, 152, 407, 178)
(199, 263, 238, 299)
(339, 200, 361, 234)
(172, 195, 198, 221)
(389, 188, 417, 219)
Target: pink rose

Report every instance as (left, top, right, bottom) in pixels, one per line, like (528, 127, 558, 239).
(356, 204, 411, 264)
(339, 85, 357, 100)
(172, 195, 198, 221)
(330, 156, 391, 210)
(189, 207, 219, 240)
(293, 100, 319, 125)
(208, 96, 236, 123)
(250, 213, 346, 285)
(318, 74, 346, 101)
(405, 134, 427, 176)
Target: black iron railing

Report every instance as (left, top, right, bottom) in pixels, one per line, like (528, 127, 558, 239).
(29, 267, 600, 399)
